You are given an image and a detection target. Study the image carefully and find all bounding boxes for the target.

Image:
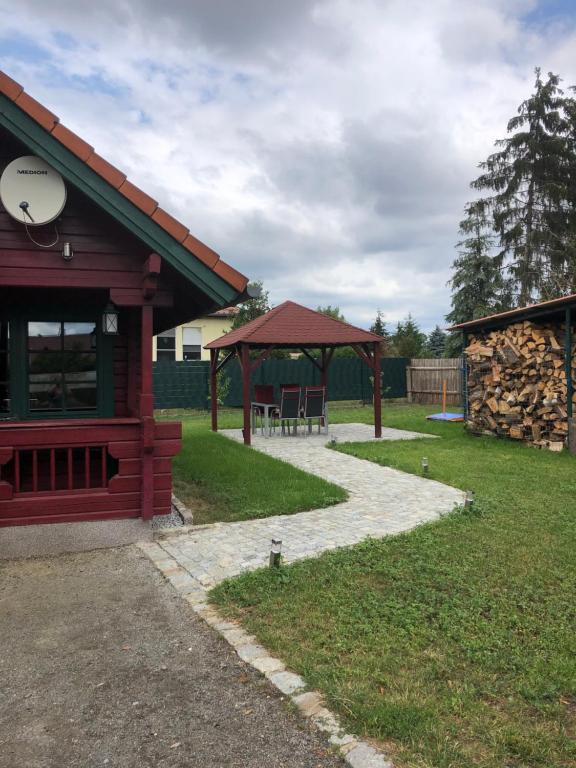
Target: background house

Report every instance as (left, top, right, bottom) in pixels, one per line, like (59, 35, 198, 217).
(153, 307, 239, 362)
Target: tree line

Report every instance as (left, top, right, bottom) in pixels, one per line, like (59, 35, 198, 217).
(447, 69, 576, 346)
(232, 283, 449, 359)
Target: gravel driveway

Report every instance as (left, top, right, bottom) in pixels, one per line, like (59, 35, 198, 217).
(0, 546, 345, 768)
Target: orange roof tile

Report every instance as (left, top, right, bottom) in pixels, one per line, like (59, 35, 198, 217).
(0, 69, 248, 295)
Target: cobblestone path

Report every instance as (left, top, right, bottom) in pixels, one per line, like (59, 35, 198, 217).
(149, 423, 463, 592)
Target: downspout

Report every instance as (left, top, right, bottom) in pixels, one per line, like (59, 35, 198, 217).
(565, 307, 573, 449)
(462, 331, 468, 420)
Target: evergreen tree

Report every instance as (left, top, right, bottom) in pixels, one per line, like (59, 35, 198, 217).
(232, 280, 270, 329)
(426, 326, 447, 358)
(392, 314, 427, 358)
(472, 69, 573, 305)
(447, 200, 513, 326)
(316, 305, 346, 322)
(370, 309, 392, 355)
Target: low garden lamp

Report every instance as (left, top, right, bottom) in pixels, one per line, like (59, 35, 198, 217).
(269, 539, 282, 569)
(421, 457, 429, 475)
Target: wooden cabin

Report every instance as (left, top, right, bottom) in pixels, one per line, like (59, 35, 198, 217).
(0, 71, 249, 529)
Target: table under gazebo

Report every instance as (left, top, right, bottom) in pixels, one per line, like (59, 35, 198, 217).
(205, 301, 386, 445)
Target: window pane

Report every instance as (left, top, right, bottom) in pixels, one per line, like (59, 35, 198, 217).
(28, 322, 61, 351)
(183, 345, 201, 361)
(157, 350, 176, 362)
(29, 372, 64, 410)
(63, 353, 97, 410)
(64, 322, 97, 351)
(0, 321, 9, 413)
(157, 336, 176, 351)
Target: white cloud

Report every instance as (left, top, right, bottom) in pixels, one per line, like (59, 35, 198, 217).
(1, 0, 576, 330)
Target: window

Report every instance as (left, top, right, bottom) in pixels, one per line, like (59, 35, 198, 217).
(0, 322, 9, 414)
(157, 328, 176, 362)
(183, 327, 202, 361)
(28, 321, 97, 413)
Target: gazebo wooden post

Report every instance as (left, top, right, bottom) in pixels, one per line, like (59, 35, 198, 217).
(373, 341, 382, 438)
(320, 348, 327, 389)
(241, 343, 251, 446)
(210, 348, 219, 433)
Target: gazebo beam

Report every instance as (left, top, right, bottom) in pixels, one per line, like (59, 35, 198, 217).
(373, 341, 382, 438)
(240, 343, 252, 445)
(210, 348, 219, 432)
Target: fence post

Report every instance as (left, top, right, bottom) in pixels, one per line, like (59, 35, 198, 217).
(406, 364, 413, 403)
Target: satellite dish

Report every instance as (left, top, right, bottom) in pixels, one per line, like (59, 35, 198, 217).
(0, 155, 66, 226)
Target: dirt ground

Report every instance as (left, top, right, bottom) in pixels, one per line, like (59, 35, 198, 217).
(0, 546, 345, 768)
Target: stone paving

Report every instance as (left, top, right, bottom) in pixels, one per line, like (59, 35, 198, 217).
(142, 423, 464, 768)
(154, 423, 463, 590)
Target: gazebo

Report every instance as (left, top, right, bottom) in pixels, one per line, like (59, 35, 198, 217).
(206, 301, 386, 445)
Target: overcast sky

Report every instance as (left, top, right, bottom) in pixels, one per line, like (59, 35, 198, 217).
(1, 0, 576, 331)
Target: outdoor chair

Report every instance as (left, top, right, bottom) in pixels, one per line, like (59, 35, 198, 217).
(251, 384, 277, 435)
(303, 386, 328, 434)
(278, 387, 302, 435)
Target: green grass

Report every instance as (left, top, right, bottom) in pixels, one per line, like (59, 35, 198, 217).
(211, 405, 576, 768)
(171, 414, 346, 524)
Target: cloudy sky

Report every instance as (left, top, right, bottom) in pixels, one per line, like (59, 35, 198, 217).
(1, 0, 576, 331)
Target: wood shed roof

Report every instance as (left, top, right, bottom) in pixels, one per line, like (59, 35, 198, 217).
(206, 301, 384, 349)
(449, 294, 576, 332)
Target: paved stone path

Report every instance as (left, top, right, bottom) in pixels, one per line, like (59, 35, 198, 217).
(153, 423, 463, 590)
(142, 423, 464, 768)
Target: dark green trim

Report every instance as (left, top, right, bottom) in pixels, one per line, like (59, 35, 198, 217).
(0, 94, 239, 307)
(565, 308, 573, 422)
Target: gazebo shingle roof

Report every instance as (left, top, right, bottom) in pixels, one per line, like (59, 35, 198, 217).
(206, 301, 384, 348)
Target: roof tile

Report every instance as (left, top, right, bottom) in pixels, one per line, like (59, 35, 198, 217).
(152, 207, 189, 243)
(86, 153, 127, 189)
(0, 71, 23, 101)
(118, 179, 158, 216)
(15, 92, 59, 132)
(183, 233, 220, 268)
(51, 123, 94, 161)
(213, 260, 248, 292)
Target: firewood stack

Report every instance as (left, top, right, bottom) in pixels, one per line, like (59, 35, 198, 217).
(465, 320, 573, 451)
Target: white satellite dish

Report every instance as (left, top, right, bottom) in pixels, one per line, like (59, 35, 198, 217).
(0, 155, 66, 226)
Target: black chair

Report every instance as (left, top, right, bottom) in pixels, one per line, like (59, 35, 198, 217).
(303, 386, 328, 434)
(278, 387, 301, 435)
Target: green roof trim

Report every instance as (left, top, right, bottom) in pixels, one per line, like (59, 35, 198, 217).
(0, 93, 238, 306)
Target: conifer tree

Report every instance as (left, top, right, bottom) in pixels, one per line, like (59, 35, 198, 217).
(426, 326, 448, 358)
(472, 69, 572, 305)
(392, 314, 427, 358)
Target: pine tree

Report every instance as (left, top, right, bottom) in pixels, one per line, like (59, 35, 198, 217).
(447, 200, 513, 326)
(426, 326, 447, 358)
(316, 305, 346, 322)
(472, 69, 572, 305)
(392, 314, 427, 358)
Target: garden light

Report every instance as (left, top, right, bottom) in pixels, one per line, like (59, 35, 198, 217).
(269, 538, 282, 569)
(421, 457, 429, 475)
(465, 490, 475, 508)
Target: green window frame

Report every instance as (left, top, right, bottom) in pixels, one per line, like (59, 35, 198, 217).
(2, 311, 115, 421)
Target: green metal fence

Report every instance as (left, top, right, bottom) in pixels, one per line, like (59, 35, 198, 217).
(153, 357, 408, 410)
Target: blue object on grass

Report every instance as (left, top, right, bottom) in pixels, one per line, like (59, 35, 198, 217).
(426, 412, 464, 422)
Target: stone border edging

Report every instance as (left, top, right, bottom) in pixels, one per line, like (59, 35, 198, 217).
(137, 540, 394, 768)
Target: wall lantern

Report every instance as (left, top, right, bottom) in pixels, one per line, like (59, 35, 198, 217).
(62, 241, 73, 262)
(102, 302, 119, 335)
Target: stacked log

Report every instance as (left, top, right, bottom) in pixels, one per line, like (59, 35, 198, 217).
(465, 320, 573, 451)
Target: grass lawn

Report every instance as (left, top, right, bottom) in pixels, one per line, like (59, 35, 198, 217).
(171, 412, 346, 524)
(211, 405, 576, 768)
